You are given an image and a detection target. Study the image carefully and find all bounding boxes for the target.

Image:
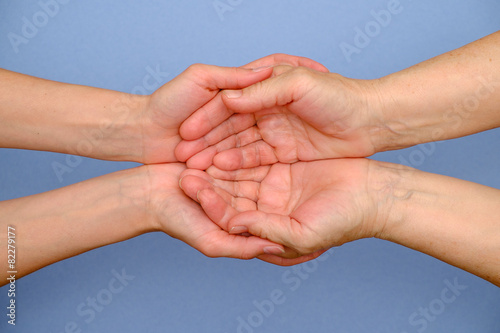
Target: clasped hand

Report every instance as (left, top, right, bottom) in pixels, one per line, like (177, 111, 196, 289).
(154, 54, 396, 266)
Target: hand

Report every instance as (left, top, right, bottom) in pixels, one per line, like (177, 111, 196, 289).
(175, 55, 331, 168)
(138, 64, 274, 164)
(178, 159, 397, 261)
(141, 163, 291, 259)
(141, 54, 329, 164)
(177, 65, 388, 170)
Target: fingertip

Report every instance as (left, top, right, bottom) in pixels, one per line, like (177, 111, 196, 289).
(179, 174, 213, 202)
(222, 89, 243, 99)
(186, 146, 217, 170)
(213, 150, 242, 171)
(227, 210, 255, 231)
(229, 225, 248, 235)
(174, 140, 191, 162)
(263, 246, 286, 255)
(178, 176, 185, 191)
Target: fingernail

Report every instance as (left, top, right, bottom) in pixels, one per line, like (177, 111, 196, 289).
(264, 246, 285, 255)
(223, 90, 243, 99)
(252, 65, 273, 72)
(178, 177, 184, 190)
(229, 226, 248, 234)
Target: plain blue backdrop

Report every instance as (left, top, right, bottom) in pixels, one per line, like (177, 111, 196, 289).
(1, 1, 499, 332)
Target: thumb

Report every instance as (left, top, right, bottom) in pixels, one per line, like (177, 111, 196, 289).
(228, 211, 312, 255)
(177, 65, 274, 141)
(221, 67, 312, 114)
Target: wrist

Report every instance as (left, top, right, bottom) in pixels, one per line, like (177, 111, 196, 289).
(95, 92, 149, 162)
(138, 163, 189, 233)
(370, 74, 428, 152)
(109, 166, 156, 234)
(340, 76, 398, 155)
(366, 160, 418, 240)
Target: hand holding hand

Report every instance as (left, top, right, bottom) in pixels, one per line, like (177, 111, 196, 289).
(140, 54, 330, 164)
(143, 163, 287, 259)
(139, 64, 274, 164)
(177, 65, 388, 170)
(178, 159, 398, 261)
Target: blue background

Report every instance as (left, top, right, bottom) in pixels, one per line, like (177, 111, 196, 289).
(1, 0, 500, 332)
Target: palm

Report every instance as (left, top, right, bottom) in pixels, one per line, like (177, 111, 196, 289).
(180, 158, 382, 256)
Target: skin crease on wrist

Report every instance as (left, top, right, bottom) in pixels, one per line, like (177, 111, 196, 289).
(373, 162, 500, 287)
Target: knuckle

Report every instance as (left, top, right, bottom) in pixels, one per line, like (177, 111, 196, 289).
(186, 63, 204, 73)
(289, 66, 315, 80)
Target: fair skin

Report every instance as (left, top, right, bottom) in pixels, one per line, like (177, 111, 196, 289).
(178, 31, 500, 170)
(179, 31, 500, 286)
(0, 55, 327, 163)
(0, 55, 329, 284)
(179, 160, 500, 287)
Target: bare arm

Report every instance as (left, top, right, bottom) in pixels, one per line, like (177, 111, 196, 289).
(180, 159, 500, 287)
(0, 164, 283, 285)
(178, 31, 500, 169)
(0, 64, 275, 163)
(379, 164, 500, 286)
(0, 68, 147, 161)
(375, 30, 500, 151)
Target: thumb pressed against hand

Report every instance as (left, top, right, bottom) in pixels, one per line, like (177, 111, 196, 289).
(222, 73, 297, 114)
(190, 64, 273, 90)
(177, 65, 273, 141)
(228, 211, 296, 249)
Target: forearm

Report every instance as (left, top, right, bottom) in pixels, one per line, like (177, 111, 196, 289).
(377, 164, 500, 286)
(0, 69, 148, 161)
(0, 166, 152, 284)
(374, 30, 500, 151)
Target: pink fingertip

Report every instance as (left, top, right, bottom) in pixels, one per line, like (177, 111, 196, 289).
(230, 226, 248, 235)
(263, 246, 285, 255)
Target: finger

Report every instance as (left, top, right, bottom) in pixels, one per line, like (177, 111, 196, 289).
(221, 68, 310, 115)
(227, 211, 307, 253)
(196, 231, 286, 259)
(179, 65, 273, 141)
(179, 174, 214, 202)
(197, 188, 241, 230)
(206, 165, 271, 181)
(209, 179, 260, 203)
(243, 53, 329, 73)
(184, 63, 274, 93)
(183, 126, 263, 170)
(185, 146, 218, 170)
(175, 113, 256, 162)
(181, 169, 259, 201)
(179, 175, 257, 226)
(179, 172, 237, 206)
(213, 141, 279, 171)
